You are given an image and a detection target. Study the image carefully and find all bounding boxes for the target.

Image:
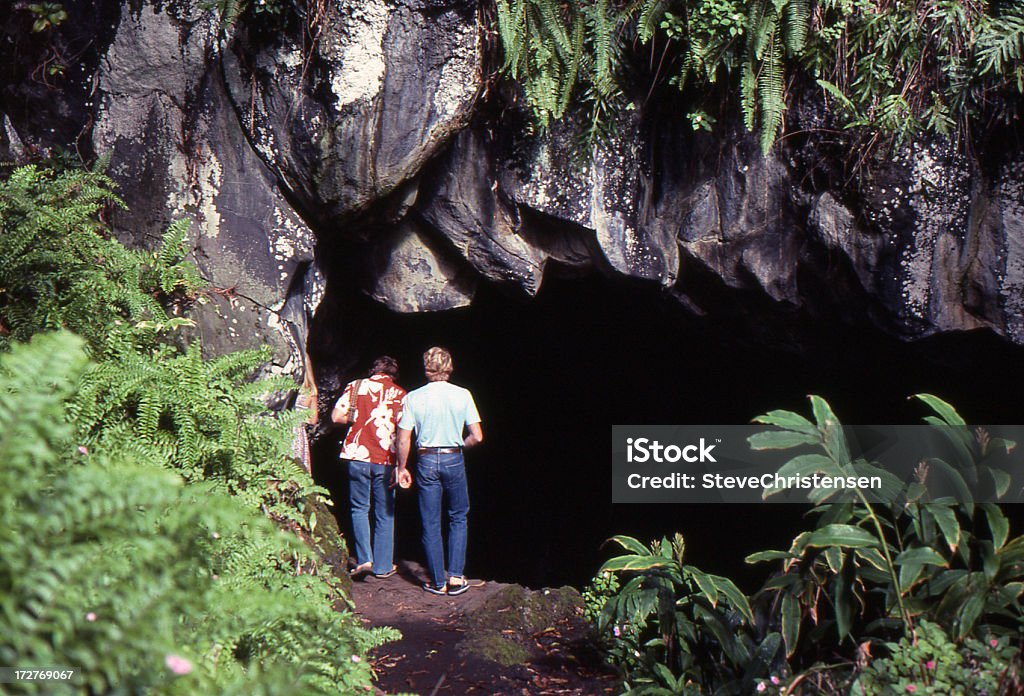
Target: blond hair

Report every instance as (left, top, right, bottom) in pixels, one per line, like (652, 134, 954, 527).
(423, 346, 453, 382)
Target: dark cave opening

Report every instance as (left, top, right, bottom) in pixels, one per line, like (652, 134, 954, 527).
(310, 271, 1024, 591)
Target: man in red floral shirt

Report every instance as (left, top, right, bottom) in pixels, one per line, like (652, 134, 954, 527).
(332, 356, 406, 578)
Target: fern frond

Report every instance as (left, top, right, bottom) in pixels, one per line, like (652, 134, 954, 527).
(976, 8, 1024, 76)
(783, 0, 810, 55)
(758, 36, 786, 153)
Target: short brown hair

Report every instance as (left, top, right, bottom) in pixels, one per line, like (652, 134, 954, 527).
(423, 346, 453, 381)
(370, 355, 399, 379)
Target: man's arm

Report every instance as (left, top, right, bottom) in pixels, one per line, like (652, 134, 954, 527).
(331, 385, 353, 425)
(331, 406, 350, 425)
(396, 427, 413, 488)
(464, 422, 483, 448)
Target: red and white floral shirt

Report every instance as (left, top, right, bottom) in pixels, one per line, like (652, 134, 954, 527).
(335, 374, 406, 465)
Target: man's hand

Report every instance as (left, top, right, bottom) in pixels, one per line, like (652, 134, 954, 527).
(396, 466, 412, 489)
(464, 422, 483, 448)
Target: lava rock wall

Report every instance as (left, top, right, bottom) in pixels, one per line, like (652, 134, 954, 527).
(3, 0, 1024, 383)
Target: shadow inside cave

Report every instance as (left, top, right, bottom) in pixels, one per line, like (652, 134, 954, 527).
(308, 270, 1024, 591)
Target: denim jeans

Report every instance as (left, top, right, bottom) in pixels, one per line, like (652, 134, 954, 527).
(416, 451, 469, 589)
(347, 460, 395, 575)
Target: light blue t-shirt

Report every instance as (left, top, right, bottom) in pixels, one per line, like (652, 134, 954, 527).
(398, 381, 480, 447)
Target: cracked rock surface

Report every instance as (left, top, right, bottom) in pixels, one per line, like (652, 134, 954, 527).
(4, 0, 1024, 378)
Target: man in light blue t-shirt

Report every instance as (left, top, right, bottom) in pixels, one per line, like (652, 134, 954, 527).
(397, 347, 483, 596)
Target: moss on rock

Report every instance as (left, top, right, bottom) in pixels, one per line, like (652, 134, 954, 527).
(458, 584, 584, 666)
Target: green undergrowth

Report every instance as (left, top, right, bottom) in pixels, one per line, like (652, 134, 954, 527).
(496, 0, 1024, 154)
(0, 163, 397, 693)
(585, 396, 1024, 694)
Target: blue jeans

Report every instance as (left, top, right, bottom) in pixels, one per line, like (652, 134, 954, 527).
(347, 460, 395, 575)
(416, 452, 469, 588)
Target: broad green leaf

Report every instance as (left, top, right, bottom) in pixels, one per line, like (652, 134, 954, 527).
(913, 393, 967, 426)
(810, 396, 850, 465)
(600, 554, 674, 574)
(741, 632, 782, 688)
(956, 593, 985, 639)
(922, 415, 975, 468)
(652, 662, 676, 687)
(999, 536, 1024, 564)
(605, 535, 650, 556)
(850, 459, 904, 505)
(688, 568, 718, 605)
(805, 524, 879, 549)
(710, 573, 754, 623)
(835, 555, 857, 640)
(781, 593, 800, 657)
(824, 546, 843, 574)
(745, 549, 795, 564)
(774, 453, 838, 478)
(899, 561, 925, 593)
(764, 454, 840, 499)
(752, 409, 817, 435)
(894, 547, 948, 568)
(982, 503, 1010, 550)
(988, 468, 1012, 498)
(748, 430, 820, 450)
(924, 504, 961, 553)
(855, 547, 888, 571)
(810, 395, 839, 430)
(927, 458, 975, 515)
(927, 568, 968, 595)
(982, 541, 999, 581)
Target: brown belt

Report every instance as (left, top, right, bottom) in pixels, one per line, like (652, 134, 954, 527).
(418, 446, 462, 455)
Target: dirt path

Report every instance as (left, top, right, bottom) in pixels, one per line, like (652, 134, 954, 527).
(350, 561, 619, 695)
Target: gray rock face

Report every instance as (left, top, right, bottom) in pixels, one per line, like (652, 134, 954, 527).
(221, 0, 481, 225)
(87, 2, 318, 372)
(3, 0, 1024, 366)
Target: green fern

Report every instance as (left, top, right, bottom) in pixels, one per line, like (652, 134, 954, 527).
(0, 165, 394, 693)
(497, 0, 1024, 154)
(0, 334, 390, 694)
(977, 6, 1024, 76)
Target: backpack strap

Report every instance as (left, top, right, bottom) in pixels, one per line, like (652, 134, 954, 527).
(347, 379, 364, 423)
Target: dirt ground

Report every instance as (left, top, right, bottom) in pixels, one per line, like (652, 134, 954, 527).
(350, 560, 619, 696)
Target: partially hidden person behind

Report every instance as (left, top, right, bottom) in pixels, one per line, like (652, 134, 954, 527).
(332, 356, 406, 579)
(292, 357, 318, 474)
(396, 347, 482, 596)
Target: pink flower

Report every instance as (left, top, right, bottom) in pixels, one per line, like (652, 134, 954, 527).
(771, 675, 781, 685)
(85, 612, 96, 622)
(756, 683, 767, 693)
(165, 654, 193, 675)
(350, 655, 361, 663)
(906, 685, 917, 694)
(613, 625, 621, 637)
(925, 660, 936, 670)
(77, 446, 88, 455)
(990, 638, 1000, 648)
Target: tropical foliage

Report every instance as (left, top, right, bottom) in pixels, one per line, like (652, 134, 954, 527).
(495, 0, 1024, 152)
(0, 164, 395, 693)
(589, 394, 1024, 694)
(591, 534, 776, 694)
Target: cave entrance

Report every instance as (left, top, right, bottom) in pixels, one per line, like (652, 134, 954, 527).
(310, 271, 1024, 590)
